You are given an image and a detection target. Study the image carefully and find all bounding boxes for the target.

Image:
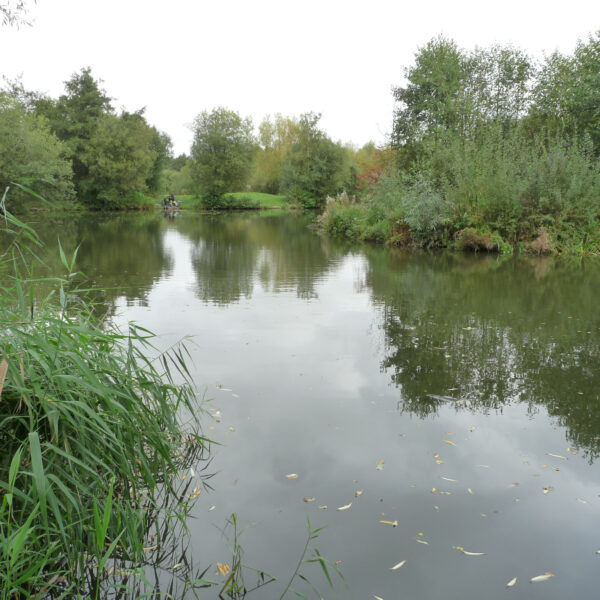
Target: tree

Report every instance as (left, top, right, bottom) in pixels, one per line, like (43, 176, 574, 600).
(392, 36, 470, 146)
(280, 112, 345, 207)
(0, 92, 74, 210)
(84, 111, 158, 209)
(190, 107, 256, 204)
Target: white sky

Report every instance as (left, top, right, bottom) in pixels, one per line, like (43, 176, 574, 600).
(1, 0, 599, 155)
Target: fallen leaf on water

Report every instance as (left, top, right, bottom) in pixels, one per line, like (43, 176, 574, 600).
(576, 498, 588, 504)
(543, 486, 554, 494)
(547, 453, 567, 460)
(567, 447, 578, 455)
(380, 520, 398, 527)
(530, 572, 554, 583)
(171, 563, 182, 571)
(476, 464, 490, 468)
(373, 596, 384, 600)
(286, 473, 298, 479)
(415, 538, 429, 545)
(431, 488, 440, 494)
(453, 546, 486, 556)
(232, 393, 240, 398)
(506, 577, 517, 587)
(303, 497, 316, 502)
(229, 427, 236, 432)
(335, 560, 342, 565)
(467, 488, 473, 495)
(209, 505, 216, 511)
(189, 486, 202, 499)
(595, 550, 600, 555)
(143, 545, 157, 552)
(355, 489, 364, 497)
(319, 505, 328, 510)
(435, 460, 445, 465)
(441, 477, 458, 482)
(552, 467, 560, 472)
(444, 440, 456, 446)
(376, 460, 385, 470)
(508, 482, 519, 488)
(217, 563, 230, 576)
(337, 502, 352, 511)
(434, 505, 439, 511)
(390, 560, 406, 570)
(433, 453, 440, 458)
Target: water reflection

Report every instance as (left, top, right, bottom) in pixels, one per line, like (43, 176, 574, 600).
(362, 249, 600, 460)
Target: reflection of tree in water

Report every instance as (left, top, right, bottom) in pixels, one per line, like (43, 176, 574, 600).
(176, 213, 342, 304)
(363, 249, 600, 461)
(27, 214, 173, 318)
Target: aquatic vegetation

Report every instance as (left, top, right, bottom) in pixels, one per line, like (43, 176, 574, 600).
(0, 192, 208, 598)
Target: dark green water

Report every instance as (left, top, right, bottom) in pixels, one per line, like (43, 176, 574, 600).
(29, 211, 600, 599)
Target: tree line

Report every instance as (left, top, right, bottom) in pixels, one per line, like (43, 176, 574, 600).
(321, 32, 600, 254)
(2, 30, 600, 252)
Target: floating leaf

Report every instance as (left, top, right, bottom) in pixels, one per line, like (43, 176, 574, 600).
(373, 596, 384, 600)
(319, 505, 328, 510)
(143, 545, 157, 552)
(355, 489, 364, 497)
(415, 538, 429, 545)
(506, 577, 517, 587)
(379, 520, 398, 527)
(530, 572, 554, 583)
(435, 459, 444, 464)
(433, 505, 439, 511)
(453, 546, 485, 556)
(547, 453, 567, 460)
(285, 473, 298, 479)
(552, 467, 560, 472)
(209, 505, 216, 511)
(390, 560, 406, 570)
(441, 476, 457, 482)
(229, 427, 236, 432)
(217, 563, 230, 576)
(508, 482, 519, 488)
(189, 486, 202, 499)
(171, 563, 182, 571)
(467, 488, 473, 495)
(444, 440, 456, 446)
(576, 498, 588, 504)
(303, 497, 316, 502)
(542, 486, 554, 494)
(337, 502, 352, 511)
(433, 453, 440, 458)
(376, 460, 385, 470)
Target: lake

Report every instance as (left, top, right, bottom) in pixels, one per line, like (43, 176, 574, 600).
(28, 210, 600, 599)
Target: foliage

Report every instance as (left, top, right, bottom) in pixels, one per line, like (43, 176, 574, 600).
(280, 112, 345, 208)
(0, 195, 207, 597)
(0, 93, 74, 210)
(190, 107, 256, 203)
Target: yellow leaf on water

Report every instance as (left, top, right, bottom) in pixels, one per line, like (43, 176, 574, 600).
(444, 440, 456, 446)
(530, 572, 554, 583)
(390, 560, 406, 570)
(303, 497, 316, 502)
(217, 563, 230, 576)
(286, 473, 298, 479)
(379, 520, 398, 527)
(441, 477, 457, 482)
(467, 488, 473, 494)
(171, 563, 182, 571)
(319, 505, 328, 510)
(433, 453, 440, 458)
(376, 460, 385, 470)
(415, 538, 429, 545)
(506, 577, 517, 587)
(543, 486, 554, 494)
(337, 502, 352, 511)
(189, 486, 202, 499)
(435, 459, 444, 464)
(355, 489, 364, 497)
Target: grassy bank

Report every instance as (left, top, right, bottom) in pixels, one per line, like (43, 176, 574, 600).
(0, 197, 207, 597)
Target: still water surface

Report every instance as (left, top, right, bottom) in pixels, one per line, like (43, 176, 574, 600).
(32, 211, 600, 599)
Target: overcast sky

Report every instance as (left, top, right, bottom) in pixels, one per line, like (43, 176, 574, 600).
(2, 0, 599, 155)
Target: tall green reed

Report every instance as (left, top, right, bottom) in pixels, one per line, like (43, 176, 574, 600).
(0, 188, 208, 598)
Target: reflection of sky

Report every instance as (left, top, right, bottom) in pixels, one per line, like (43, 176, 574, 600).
(111, 224, 600, 600)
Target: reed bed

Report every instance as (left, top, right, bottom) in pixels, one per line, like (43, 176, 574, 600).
(0, 191, 207, 599)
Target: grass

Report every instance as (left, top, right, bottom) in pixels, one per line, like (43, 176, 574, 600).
(225, 192, 287, 209)
(0, 189, 208, 598)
